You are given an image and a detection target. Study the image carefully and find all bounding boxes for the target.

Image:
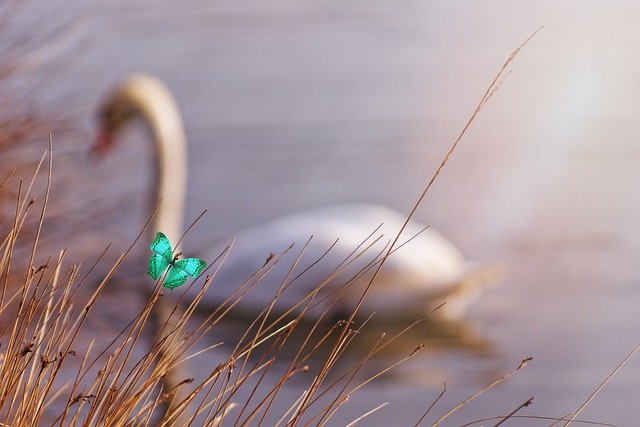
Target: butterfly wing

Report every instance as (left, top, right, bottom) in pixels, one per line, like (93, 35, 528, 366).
(174, 258, 207, 276)
(148, 253, 170, 280)
(148, 232, 173, 280)
(163, 267, 188, 289)
(151, 232, 173, 257)
(163, 258, 207, 289)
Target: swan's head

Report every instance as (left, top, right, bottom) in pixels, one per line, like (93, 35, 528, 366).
(93, 73, 179, 155)
(94, 96, 135, 155)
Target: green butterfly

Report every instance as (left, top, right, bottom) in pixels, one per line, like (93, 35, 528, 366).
(148, 232, 207, 289)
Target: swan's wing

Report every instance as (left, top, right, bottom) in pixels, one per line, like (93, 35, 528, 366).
(163, 258, 207, 289)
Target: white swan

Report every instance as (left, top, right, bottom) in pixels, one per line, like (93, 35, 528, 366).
(94, 73, 498, 319)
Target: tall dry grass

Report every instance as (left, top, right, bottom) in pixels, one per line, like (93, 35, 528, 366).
(0, 144, 462, 426)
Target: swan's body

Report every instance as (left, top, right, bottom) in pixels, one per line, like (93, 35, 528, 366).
(201, 204, 487, 317)
(95, 73, 497, 320)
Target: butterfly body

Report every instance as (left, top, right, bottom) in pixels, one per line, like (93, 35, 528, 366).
(148, 232, 206, 289)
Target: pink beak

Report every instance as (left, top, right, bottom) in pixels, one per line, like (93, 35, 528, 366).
(91, 128, 114, 157)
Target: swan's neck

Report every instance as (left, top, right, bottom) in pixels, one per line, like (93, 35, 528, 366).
(137, 87, 187, 247)
(151, 115, 186, 247)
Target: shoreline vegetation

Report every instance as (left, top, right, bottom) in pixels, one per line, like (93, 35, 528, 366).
(0, 24, 631, 426)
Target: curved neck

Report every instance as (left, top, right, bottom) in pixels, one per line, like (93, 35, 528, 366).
(148, 107, 187, 248)
(120, 76, 188, 248)
(104, 75, 189, 247)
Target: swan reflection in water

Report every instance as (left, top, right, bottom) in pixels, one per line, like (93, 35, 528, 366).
(200, 298, 497, 386)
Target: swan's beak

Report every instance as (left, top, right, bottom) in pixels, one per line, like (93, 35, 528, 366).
(90, 128, 114, 158)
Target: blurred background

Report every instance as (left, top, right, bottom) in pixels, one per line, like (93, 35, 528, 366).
(2, 0, 639, 425)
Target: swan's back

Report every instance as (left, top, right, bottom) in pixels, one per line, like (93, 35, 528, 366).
(203, 203, 479, 315)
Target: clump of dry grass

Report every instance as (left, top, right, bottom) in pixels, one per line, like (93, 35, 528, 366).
(0, 141, 443, 426)
(1, 140, 471, 427)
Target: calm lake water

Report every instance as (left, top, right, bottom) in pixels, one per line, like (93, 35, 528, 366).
(7, 0, 640, 425)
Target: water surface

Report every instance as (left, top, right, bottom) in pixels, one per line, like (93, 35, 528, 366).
(11, 1, 640, 424)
